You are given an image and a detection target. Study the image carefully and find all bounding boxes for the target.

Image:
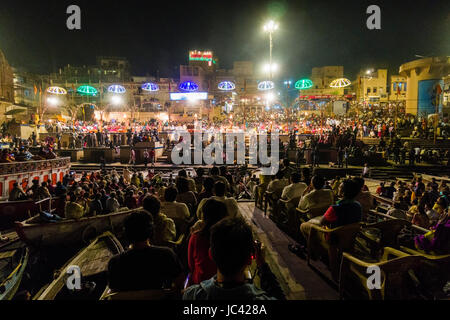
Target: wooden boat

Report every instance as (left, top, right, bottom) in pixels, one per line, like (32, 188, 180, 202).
(15, 208, 135, 247)
(0, 197, 65, 231)
(34, 231, 124, 300)
(0, 241, 29, 300)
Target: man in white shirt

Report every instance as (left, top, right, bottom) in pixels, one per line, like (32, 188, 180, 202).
(298, 175, 334, 217)
(267, 171, 289, 196)
(281, 172, 307, 202)
(160, 186, 190, 221)
(197, 181, 240, 220)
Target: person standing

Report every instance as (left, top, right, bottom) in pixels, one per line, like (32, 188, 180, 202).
(143, 148, 149, 169)
(150, 148, 155, 166)
(129, 148, 136, 166)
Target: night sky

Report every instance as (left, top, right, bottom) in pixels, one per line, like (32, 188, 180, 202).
(0, 0, 448, 80)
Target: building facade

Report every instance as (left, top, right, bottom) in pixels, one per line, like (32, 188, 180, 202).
(0, 49, 14, 103)
(399, 56, 450, 116)
(356, 69, 388, 103)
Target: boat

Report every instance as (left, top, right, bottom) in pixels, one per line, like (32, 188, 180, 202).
(34, 231, 124, 300)
(0, 197, 65, 232)
(15, 208, 135, 247)
(0, 241, 29, 300)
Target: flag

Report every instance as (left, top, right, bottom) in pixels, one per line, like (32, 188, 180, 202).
(436, 84, 442, 95)
(168, 81, 171, 92)
(397, 85, 401, 95)
(34, 85, 37, 95)
(39, 86, 42, 95)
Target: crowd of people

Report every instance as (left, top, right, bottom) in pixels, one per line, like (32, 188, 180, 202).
(15, 164, 283, 299)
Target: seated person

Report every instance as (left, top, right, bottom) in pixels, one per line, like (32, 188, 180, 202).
(210, 166, 230, 193)
(376, 182, 385, 196)
(266, 170, 288, 197)
(387, 202, 407, 220)
(105, 192, 120, 213)
(87, 193, 102, 216)
(197, 177, 214, 203)
(65, 193, 88, 220)
(188, 199, 228, 285)
(143, 195, 176, 245)
(176, 177, 197, 214)
(9, 182, 28, 201)
(196, 182, 240, 220)
(177, 169, 197, 193)
(353, 177, 375, 221)
(414, 209, 450, 254)
(183, 217, 285, 300)
(107, 211, 184, 292)
(160, 186, 190, 221)
(297, 175, 334, 215)
(281, 172, 307, 202)
(412, 205, 430, 229)
(299, 179, 362, 245)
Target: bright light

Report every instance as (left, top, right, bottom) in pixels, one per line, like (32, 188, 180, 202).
(111, 95, 123, 105)
(47, 97, 59, 106)
(263, 20, 278, 32)
(263, 63, 278, 73)
(329, 78, 351, 88)
(170, 92, 208, 101)
(257, 81, 275, 91)
(158, 113, 169, 122)
(266, 93, 275, 102)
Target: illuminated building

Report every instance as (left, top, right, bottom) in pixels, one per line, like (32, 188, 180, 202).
(355, 69, 388, 103)
(399, 56, 450, 115)
(388, 75, 407, 102)
(0, 49, 14, 103)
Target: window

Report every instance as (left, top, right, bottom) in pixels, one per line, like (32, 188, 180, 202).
(373, 87, 377, 93)
(403, 82, 407, 91)
(367, 88, 371, 93)
(393, 82, 397, 91)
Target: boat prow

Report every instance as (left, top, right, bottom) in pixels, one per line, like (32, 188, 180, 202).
(15, 208, 135, 247)
(34, 231, 124, 300)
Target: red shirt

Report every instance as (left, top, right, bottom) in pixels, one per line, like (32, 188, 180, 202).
(188, 231, 217, 284)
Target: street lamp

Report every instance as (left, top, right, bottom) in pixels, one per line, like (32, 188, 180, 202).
(263, 20, 278, 80)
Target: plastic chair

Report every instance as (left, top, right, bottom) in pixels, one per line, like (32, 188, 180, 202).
(339, 247, 423, 300)
(307, 222, 363, 281)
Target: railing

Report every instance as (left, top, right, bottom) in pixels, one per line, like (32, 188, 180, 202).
(0, 157, 71, 176)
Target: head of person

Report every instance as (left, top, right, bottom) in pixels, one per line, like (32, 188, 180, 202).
(342, 179, 360, 200)
(143, 195, 161, 217)
(311, 175, 325, 190)
(164, 186, 178, 202)
(275, 170, 284, 180)
(353, 177, 365, 193)
(13, 182, 19, 188)
(209, 218, 254, 278)
(201, 199, 228, 238)
(219, 166, 227, 176)
(210, 166, 219, 176)
(196, 167, 204, 177)
(176, 177, 190, 194)
(291, 172, 301, 184)
(213, 181, 226, 197)
(302, 168, 311, 183)
(178, 169, 187, 178)
(203, 177, 215, 192)
(124, 210, 154, 245)
(283, 158, 290, 168)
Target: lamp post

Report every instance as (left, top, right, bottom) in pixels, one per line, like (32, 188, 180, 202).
(263, 20, 278, 81)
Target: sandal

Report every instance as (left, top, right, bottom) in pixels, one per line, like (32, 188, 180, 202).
(288, 243, 306, 259)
